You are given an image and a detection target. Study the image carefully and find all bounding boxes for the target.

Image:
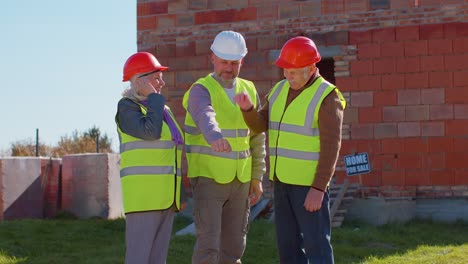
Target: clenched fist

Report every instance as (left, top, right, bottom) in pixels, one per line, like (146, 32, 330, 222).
(233, 92, 253, 111)
(211, 138, 232, 152)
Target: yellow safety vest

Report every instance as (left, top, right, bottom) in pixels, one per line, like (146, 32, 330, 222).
(183, 74, 258, 184)
(116, 98, 182, 213)
(268, 77, 346, 186)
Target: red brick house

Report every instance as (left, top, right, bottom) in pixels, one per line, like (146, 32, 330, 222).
(136, 0, 468, 224)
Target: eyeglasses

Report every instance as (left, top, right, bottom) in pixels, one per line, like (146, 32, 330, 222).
(138, 70, 159, 78)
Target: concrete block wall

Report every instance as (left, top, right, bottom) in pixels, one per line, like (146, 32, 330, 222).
(61, 153, 123, 219)
(0, 158, 43, 220)
(136, 0, 468, 199)
(1, 154, 124, 221)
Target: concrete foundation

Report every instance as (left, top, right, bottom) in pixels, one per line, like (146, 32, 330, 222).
(347, 197, 468, 225)
(416, 199, 468, 223)
(347, 197, 416, 226)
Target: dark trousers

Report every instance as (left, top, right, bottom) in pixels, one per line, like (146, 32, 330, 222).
(274, 181, 334, 264)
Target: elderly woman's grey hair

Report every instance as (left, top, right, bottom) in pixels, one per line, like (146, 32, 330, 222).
(122, 74, 148, 101)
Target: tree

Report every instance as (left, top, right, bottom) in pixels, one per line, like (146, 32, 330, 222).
(10, 140, 52, 157)
(10, 126, 113, 157)
(52, 126, 113, 156)
(83, 126, 112, 152)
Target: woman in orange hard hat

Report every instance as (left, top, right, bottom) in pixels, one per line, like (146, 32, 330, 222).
(116, 52, 185, 264)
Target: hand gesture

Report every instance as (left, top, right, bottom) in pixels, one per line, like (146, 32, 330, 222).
(135, 76, 158, 96)
(210, 138, 231, 152)
(233, 92, 253, 111)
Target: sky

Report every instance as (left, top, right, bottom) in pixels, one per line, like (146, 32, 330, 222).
(0, 1, 137, 154)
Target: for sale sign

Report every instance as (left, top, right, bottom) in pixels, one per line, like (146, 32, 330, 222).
(344, 152, 370, 176)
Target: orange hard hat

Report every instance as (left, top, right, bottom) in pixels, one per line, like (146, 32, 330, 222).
(122, 52, 168, 82)
(275, 36, 321, 68)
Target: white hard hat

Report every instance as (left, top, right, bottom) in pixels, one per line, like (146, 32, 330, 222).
(210, 31, 248, 60)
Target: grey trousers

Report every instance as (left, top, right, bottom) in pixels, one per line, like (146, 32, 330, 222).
(125, 209, 175, 264)
(191, 177, 250, 264)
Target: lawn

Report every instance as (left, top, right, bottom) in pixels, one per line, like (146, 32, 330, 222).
(0, 214, 466, 264)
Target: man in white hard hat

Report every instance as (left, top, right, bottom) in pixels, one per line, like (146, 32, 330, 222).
(182, 30, 266, 264)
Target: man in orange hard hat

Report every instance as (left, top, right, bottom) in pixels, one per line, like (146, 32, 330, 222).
(234, 36, 346, 264)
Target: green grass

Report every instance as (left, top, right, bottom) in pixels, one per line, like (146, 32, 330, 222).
(0, 216, 466, 264)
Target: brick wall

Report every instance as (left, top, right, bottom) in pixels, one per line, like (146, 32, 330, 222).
(137, 0, 468, 198)
(40, 158, 61, 218)
(336, 22, 468, 198)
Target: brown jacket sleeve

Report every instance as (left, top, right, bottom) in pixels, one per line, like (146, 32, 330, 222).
(242, 99, 269, 134)
(312, 90, 344, 191)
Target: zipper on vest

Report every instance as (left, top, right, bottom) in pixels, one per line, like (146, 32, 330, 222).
(173, 147, 178, 211)
(273, 110, 287, 179)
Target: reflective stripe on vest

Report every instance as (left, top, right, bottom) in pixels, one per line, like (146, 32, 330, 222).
(269, 80, 330, 129)
(116, 98, 182, 213)
(120, 166, 174, 177)
(120, 140, 174, 152)
(268, 77, 344, 186)
(182, 74, 257, 184)
(269, 122, 320, 137)
(185, 145, 251, 159)
(269, 148, 320, 160)
(185, 125, 249, 138)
